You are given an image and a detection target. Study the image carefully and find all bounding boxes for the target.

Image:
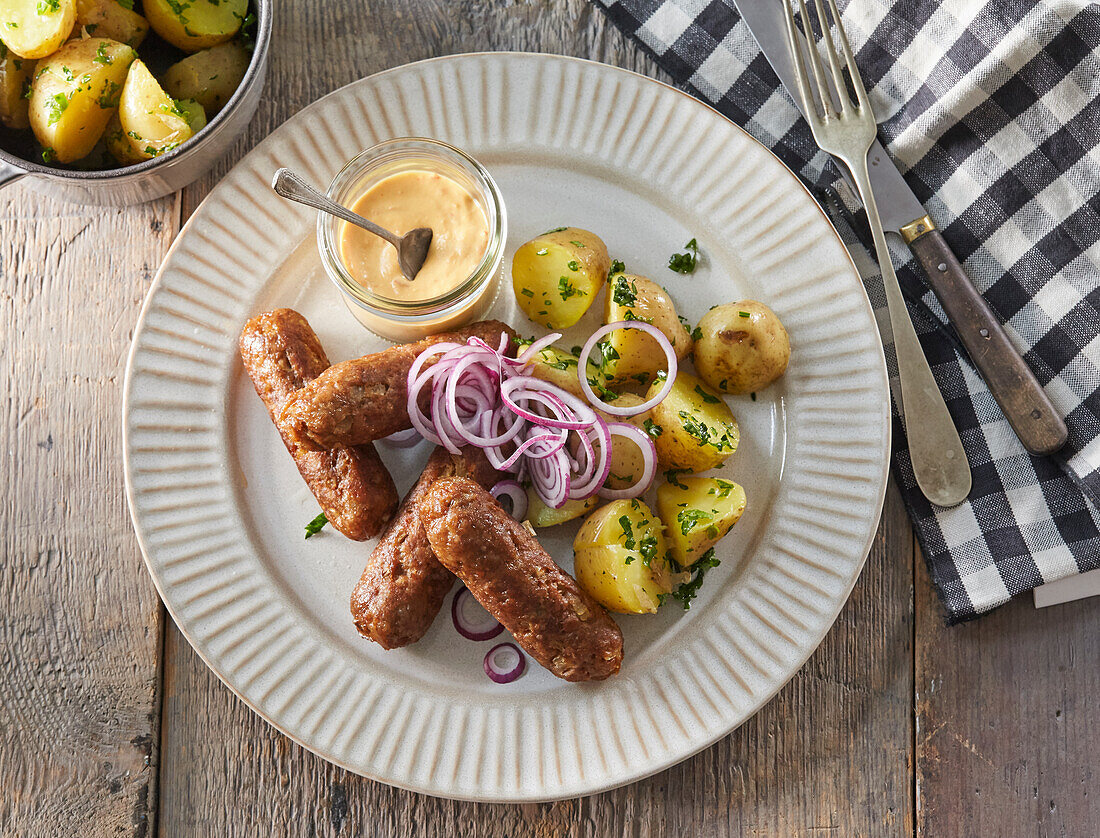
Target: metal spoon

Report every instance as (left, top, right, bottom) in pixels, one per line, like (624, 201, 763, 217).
(271, 168, 433, 281)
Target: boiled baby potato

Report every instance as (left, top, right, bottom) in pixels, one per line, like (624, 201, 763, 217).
(28, 37, 135, 163)
(520, 342, 598, 402)
(656, 476, 746, 568)
(74, 0, 147, 46)
(117, 58, 193, 160)
(525, 486, 598, 528)
(573, 498, 672, 614)
(160, 40, 248, 114)
(107, 94, 203, 164)
(143, 0, 246, 53)
(601, 274, 693, 387)
(0, 43, 33, 129)
(645, 371, 739, 472)
(511, 226, 610, 329)
(0, 0, 74, 59)
(694, 300, 790, 395)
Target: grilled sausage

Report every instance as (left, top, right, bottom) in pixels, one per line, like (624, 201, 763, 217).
(351, 446, 501, 649)
(239, 309, 398, 540)
(419, 477, 624, 682)
(280, 320, 517, 451)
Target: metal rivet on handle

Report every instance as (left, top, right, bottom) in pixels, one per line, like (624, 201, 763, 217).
(937, 262, 947, 271)
(980, 329, 989, 338)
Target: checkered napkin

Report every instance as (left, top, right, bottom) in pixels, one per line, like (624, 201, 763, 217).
(593, 0, 1100, 622)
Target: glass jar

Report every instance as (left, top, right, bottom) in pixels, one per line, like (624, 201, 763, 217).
(317, 138, 507, 342)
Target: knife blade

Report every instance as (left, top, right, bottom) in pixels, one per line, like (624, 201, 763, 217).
(731, 0, 1067, 456)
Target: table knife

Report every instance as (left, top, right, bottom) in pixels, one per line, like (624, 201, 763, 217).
(732, 0, 1067, 456)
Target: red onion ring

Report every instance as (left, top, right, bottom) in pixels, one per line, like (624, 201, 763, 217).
(491, 480, 528, 520)
(380, 428, 422, 448)
(578, 321, 678, 416)
(483, 642, 526, 683)
(451, 588, 504, 642)
(598, 422, 659, 499)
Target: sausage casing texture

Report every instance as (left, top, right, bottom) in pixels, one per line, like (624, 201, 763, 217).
(239, 308, 399, 541)
(351, 447, 501, 649)
(279, 320, 517, 452)
(419, 477, 624, 682)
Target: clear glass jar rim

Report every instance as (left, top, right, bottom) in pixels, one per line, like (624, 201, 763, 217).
(317, 138, 506, 317)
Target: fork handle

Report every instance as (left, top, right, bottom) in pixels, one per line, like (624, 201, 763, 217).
(907, 229, 1068, 456)
(849, 157, 972, 507)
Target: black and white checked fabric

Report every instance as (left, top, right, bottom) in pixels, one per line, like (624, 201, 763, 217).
(594, 0, 1100, 622)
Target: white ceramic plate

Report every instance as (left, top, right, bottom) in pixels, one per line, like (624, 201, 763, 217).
(124, 53, 890, 802)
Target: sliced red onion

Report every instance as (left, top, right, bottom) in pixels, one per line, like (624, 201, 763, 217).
(484, 642, 526, 683)
(598, 422, 659, 499)
(516, 332, 564, 365)
(451, 588, 504, 641)
(491, 480, 528, 520)
(578, 321, 678, 416)
(380, 428, 422, 448)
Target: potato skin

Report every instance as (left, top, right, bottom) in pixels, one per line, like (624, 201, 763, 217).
(656, 476, 746, 568)
(694, 301, 790, 395)
(0, 0, 75, 59)
(28, 37, 135, 163)
(160, 40, 248, 114)
(143, 0, 246, 52)
(511, 226, 609, 329)
(602, 274, 692, 387)
(573, 499, 672, 614)
(74, 0, 148, 47)
(646, 371, 739, 472)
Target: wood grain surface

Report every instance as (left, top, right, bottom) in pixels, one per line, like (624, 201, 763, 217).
(1, 1, 1097, 836)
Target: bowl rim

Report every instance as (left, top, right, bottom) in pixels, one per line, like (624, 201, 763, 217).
(0, 0, 272, 180)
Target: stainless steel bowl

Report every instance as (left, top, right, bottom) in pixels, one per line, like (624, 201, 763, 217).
(0, 0, 271, 206)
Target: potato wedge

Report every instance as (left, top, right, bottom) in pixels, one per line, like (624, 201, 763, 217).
(645, 371, 739, 471)
(694, 300, 790, 394)
(102, 109, 137, 163)
(117, 58, 193, 160)
(0, 0, 75, 59)
(143, 0, 246, 53)
(0, 43, 32, 128)
(511, 227, 609, 329)
(525, 486, 598, 528)
(160, 39, 248, 114)
(656, 476, 746, 568)
(74, 0, 147, 46)
(28, 37, 135, 163)
(601, 274, 692, 387)
(573, 499, 672, 614)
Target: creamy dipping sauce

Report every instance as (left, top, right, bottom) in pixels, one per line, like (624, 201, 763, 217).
(339, 170, 490, 302)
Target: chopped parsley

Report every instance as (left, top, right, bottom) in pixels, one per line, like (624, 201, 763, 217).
(93, 42, 113, 65)
(694, 385, 721, 404)
(677, 507, 713, 536)
(40, 146, 55, 163)
(520, 287, 534, 297)
(618, 515, 636, 551)
(557, 276, 581, 301)
(678, 409, 736, 452)
(668, 238, 699, 274)
(569, 240, 585, 247)
(535, 247, 548, 256)
(691, 326, 703, 341)
(751, 392, 757, 401)
(611, 275, 637, 307)
(665, 468, 690, 490)
(711, 478, 737, 499)
(566, 260, 579, 271)
(643, 418, 663, 439)
(117, 0, 134, 8)
(739, 310, 751, 318)
(45, 93, 68, 126)
(669, 549, 720, 609)
(609, 259, 625, 276)
(37, 0, 60, 13)
(304, 512, 328, 538)
(541, 226, 567, 235)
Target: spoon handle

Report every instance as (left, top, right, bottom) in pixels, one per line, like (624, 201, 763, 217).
(271, 168, 403, 249)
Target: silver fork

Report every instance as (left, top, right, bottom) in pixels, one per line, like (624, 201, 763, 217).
(783, 0, 971, 507)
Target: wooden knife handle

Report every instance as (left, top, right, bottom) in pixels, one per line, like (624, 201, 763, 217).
(908, 230, 1068, 456)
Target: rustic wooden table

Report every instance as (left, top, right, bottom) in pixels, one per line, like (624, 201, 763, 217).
(3, 2, 1098, 836)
